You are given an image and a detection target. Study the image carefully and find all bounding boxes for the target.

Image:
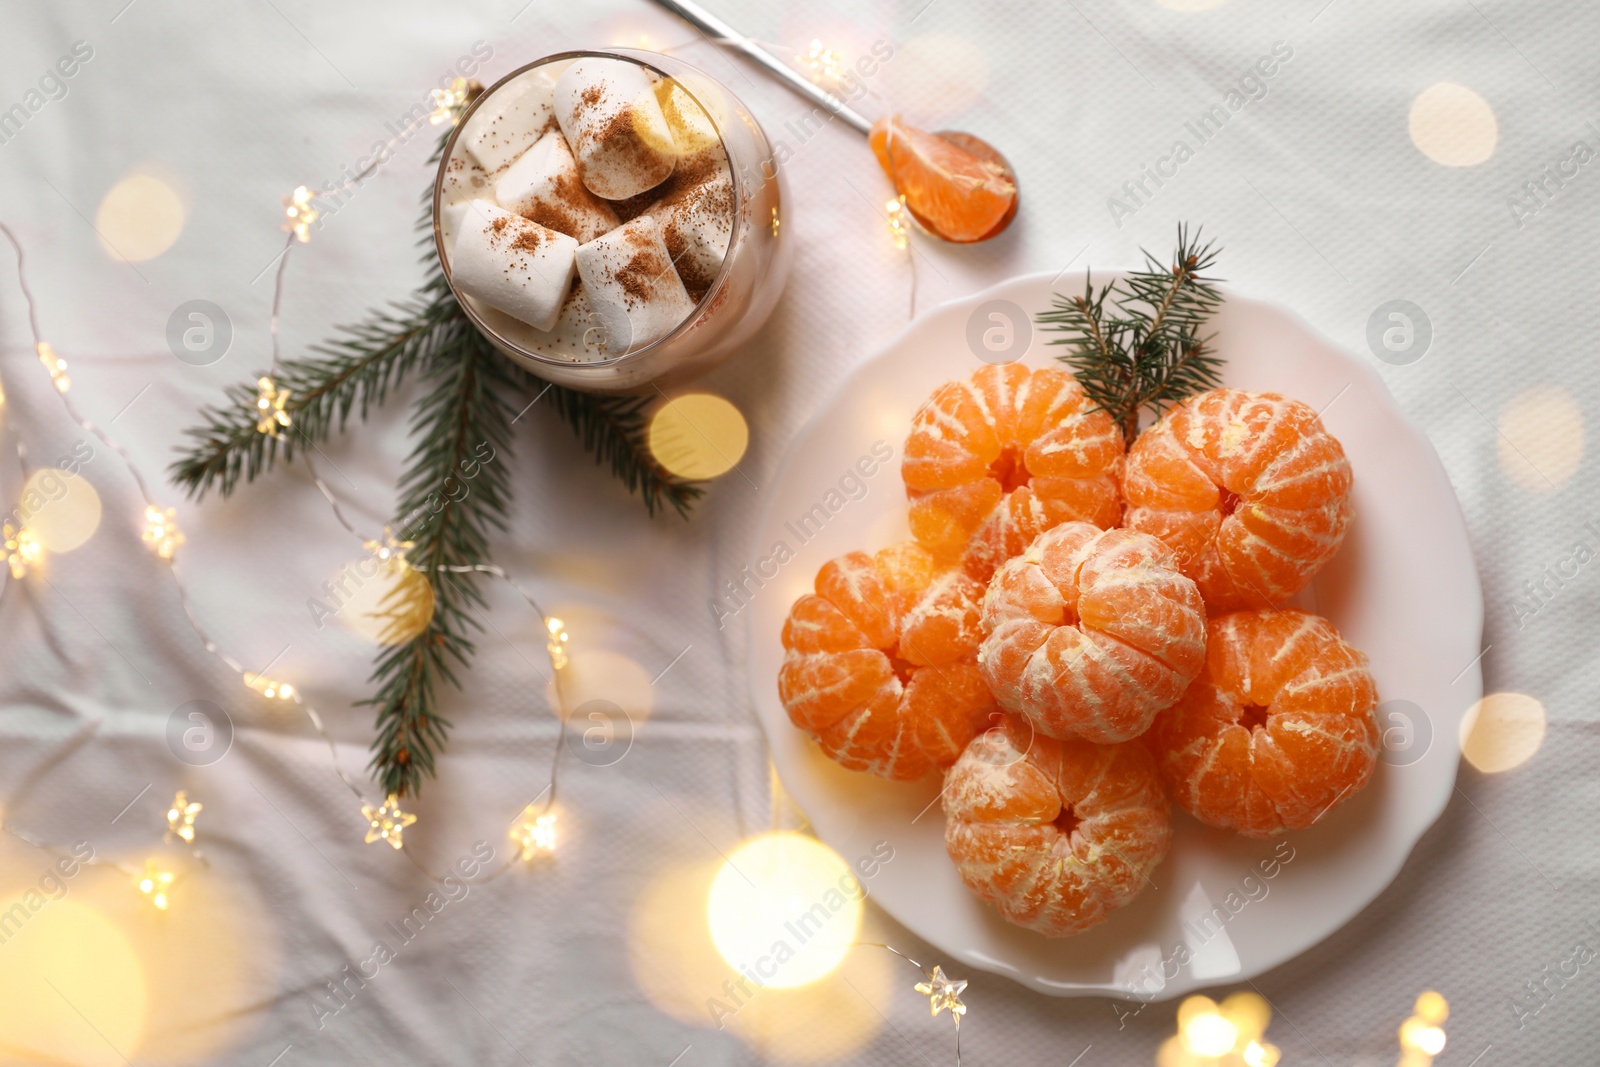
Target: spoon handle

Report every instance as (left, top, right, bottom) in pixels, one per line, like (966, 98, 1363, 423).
(648, 0, 873, 135)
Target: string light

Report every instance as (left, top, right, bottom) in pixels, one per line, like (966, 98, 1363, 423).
(1, 522, 41, 579)
(1398, 990, 1448, 1066)
(165, 791, 202, 844)
(137, 860, 175, 910)
(254, 376, 292, 437)
(142, 504, 184, 560)
(545, 616, 570, 671)
(914, 965, 968, 1027)
(362, 794, 417, 850)
(243, 672, 296, 701)
(429, 77, 474, 126)
(886, 195, 911, 250)
(363, 526, 414, 563)
(282, 185, 319, 243)
(798, 39, 846, 87)
(512, 806, 557, 860)
(35, 341, 69, 392)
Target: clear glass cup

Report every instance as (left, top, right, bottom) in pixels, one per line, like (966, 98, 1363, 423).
(433, 49, 791, 394)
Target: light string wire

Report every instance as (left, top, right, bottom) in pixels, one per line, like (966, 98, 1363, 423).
(853, 942, 965, 1066)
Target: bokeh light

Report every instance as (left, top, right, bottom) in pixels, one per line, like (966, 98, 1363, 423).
(706, 832, 862, 989)
(1408, 83, 1498, 166)
(545, 646, 654, 723)
(1497, 385, 1584, 491)
(331, 554, 436, 645)
(881, 34, 991, 122)
(629, 858, 887, 1062)
(1459, 691, 1546, 772)
(649, 393, 749, 481)
(20, 467, 101, 553)
(96, 172, 187, 262)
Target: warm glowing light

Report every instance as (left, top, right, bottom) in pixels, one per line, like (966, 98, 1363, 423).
(255, 376, 292, 437)
(137, 861, 175, 910)
(243, 672, 296, 701)
(648, 393, 750, 481)
(1414, 989, 1449, 1024)
(1242, 1040, 1279, 1067)
(886, 195, 911, 250)
(1409, 82, 1498, 166)
(166, 791, 202, 844)
(96, 172, 187, 262)
(35, 341, 70, 392)
(363, 527, 413, 562)
(1164, 992, 1279, 1066)
(798, 39, 846, 87)
(512, 806, 557, 859)
(142, 504, 184, 560)
(1, 522, 42, 579)
(1183, 1010, 1238, 1056)
(429, 77, 475, 126)
(1459, 691, 1546, 773)
(770, 206, 781, 237)
(335, 549, 435, 646)
(283, 185, 320, 242)
(706, 832, 863, 989)
(1497, 385, 1584, 492)
(19, 467, 102, 553)
(362, 794, 416, 849)
(545, 616, 570, 671)
(913, 965, 968, 1026)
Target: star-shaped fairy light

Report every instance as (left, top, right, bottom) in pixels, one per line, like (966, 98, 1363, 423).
(362, 794, 417, 850)
(914, 965, 968, 1026)
(254, 376, 292, 437)
(282, 185, 319, 242)
(165, 791, 202, 844)
(243, 672, 295, 701)
(137, 860, 175, 910)
(511, 805, 557, 860)
(1, 522, 41, 579)
(363, 526, 414, 563)
(142, 504, 185, 560)
(429, 77, 479, 126)
(36, 341, 69, 392)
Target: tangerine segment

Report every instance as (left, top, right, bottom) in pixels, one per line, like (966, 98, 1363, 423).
(904, 365, 1124, 581)
(869, 116, 1017, 244)
(1123, 388, 1353, 610)
(943, 715, 1171, 937)
(979, 523, 1206, 743)
(779, 542, 996, 780)
(1148, 608, 1380, 838)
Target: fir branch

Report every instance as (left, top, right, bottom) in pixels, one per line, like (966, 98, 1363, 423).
(1038, 224, 1225, 442)
(544, 385, 705, 518)
(362, 320, 517, 797)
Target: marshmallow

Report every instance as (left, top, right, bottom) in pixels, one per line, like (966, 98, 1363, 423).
(553, 58, 677, 200)
(654, 77, 722, 156)
(460, 72, 556, 173)
(644, 146, 735, 296)
(450, 200, 577, 332)
(574, 216, 696, 352)
(494, 131, 620, 244)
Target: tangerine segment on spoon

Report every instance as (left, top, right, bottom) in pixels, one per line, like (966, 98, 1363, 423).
(1148, 608, 1380, 839)
(943, 715, 1172, 937)
(778, 541, 996, 781)
(870, 115, 1018, 244)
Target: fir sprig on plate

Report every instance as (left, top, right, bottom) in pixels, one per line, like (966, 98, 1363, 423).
(170, 131, 700, 798)
(1037, 225, 1225, 443)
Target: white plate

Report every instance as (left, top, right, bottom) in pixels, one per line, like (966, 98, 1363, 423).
(745, 271, 1483, 999)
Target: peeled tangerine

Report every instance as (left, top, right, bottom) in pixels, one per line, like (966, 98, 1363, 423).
(779, 543, 996, 780)
(943, 716, 1171, 936)
(1123, 388, 1353, 610)
(980, 523, 1206, 743)
(903, 364, 1124, 583)
(1149, 609, 1380, 838)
